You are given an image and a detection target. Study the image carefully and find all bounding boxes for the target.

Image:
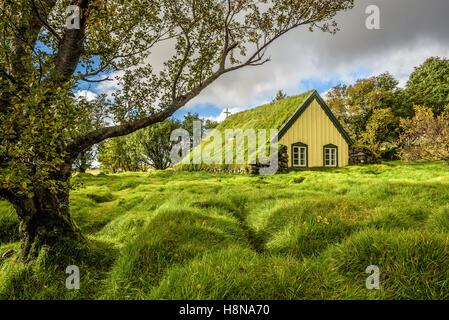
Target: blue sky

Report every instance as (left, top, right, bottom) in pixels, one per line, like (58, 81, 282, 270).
(171, 70, 374, 122)
(75, 68, 375, 122)
(74, 0, 449, 124)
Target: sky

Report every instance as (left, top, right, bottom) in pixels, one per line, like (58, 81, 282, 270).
(76, 0, 449, 123)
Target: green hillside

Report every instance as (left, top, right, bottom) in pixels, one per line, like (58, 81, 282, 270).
(1, 161, 449, 299)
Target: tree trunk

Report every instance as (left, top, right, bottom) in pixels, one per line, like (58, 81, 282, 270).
(79, 151, 87, 173)
(7, 182, 83, 261)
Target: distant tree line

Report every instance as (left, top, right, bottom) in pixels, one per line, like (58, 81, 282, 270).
(325, 56, 449, 162)
(86, 56, 449, 173)
(72, 95, 109, 173)
(97, 113, 218, 172)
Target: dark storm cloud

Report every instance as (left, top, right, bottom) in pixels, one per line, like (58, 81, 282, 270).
(308, 0, 449, 67)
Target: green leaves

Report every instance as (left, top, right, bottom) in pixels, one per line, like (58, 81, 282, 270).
(326, 73, 402, 157)
(1, 0, 354, 197)
(399, 106, 449, 162)
(405, 57, 449, 115)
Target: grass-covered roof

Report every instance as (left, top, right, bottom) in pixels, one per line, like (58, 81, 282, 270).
(216, 90, 314, 132)
(175, 91, 314, 171)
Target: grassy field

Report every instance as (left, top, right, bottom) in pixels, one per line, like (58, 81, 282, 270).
(1, 161, 449, 300)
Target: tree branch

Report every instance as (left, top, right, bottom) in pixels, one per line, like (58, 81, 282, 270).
(49, 0, 90, 83)
(29, 0, 61, 42)
(65, 68, 225, 159)
(65, 5, 339, 160)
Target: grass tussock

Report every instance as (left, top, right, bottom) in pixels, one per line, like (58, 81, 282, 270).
(1, 161, 449, 299)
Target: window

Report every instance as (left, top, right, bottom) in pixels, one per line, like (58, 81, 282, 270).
(292, 143, 307, 167)
(324, 145, 338, 167)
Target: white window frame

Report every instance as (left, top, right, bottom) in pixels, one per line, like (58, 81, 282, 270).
(324, 146, 338, 167)
(292, 146, 307, 167)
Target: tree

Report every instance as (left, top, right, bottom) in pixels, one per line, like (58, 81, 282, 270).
(345, 72, 399, 140)
(324, 83, 350, 130)
(360, 108, 396, 157)
(0, 0, 354, 259)
(405, 57, 449, 115)
(98, 137, 145, 173)
(205, 119, 219, 130)
(181, 112, 218, 137)
(99, 119, 181, 171)
(273, 89, 287, 101)
(128, 120, 181, 170)
(398, 106, 449, 163)
(73, 148, 96, 173)
(181, 112, 205, 136)
(326, 72, 402, 156)
(72, 95, 108, 173)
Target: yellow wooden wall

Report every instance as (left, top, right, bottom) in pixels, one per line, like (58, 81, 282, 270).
(279, 98, 349, 167)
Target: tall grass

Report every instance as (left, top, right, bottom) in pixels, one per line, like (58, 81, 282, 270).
(1, 161, 449, 299)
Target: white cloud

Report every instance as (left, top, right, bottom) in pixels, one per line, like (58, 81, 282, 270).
(93, 0, 449, 114)
(75, 90, 98, 101)
(95, 73, 124, 99)
(184, 41, 449, 110)
(205, 107, 245, 123)
(182, 0, 449, 109)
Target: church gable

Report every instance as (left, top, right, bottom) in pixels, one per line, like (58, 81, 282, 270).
(277, 91, 351, 168)
(278, 90, 352, 145)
